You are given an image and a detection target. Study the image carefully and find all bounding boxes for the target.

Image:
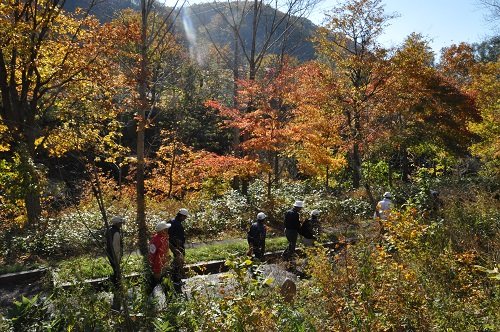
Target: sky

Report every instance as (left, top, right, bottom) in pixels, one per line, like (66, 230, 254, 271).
(312, 0, 496, 54)
(164, 0, 497, 55)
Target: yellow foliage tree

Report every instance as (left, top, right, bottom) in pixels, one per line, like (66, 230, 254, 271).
(0, 1, 127, 226)
(469, 59, 500, 179)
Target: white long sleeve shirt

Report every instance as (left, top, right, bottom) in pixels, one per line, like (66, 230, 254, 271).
(374, 198, 393, 220)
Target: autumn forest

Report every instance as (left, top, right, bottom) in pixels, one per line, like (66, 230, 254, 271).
(0, 0, 499, 330)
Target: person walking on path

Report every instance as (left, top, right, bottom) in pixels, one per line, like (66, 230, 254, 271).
(300, 210, 320, 247)
(282, 201, 303, 260)
(149, 221, 171, 290)
(105, 215, 125, 310)
(374, 192, 393, 221)
(169, 208, 189, 288)
(247, 212, 267, 260)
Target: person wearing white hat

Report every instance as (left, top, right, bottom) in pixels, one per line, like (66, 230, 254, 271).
(247, 212, 267, 260)
(149, 221, 172, 289)
(374, 192, 393, 221)
(282, 200, 304, 259)
(168, 208, 189, 286)
(300, 210, 321, 247)
(105, 215, 126, 309)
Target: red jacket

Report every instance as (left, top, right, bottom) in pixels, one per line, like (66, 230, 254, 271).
(149, 232, 170, 274)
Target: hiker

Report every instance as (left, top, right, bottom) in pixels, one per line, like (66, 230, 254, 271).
(105, 215, 125, 310)
(169, 208, 189, 287)
(430, 189, 443, 218)
(374, 192, 393, 220)
(300, 210, 320, 247)
(247, 212, 267, 260)
(149, 221, 171, 290)
(282, 200, 303, 259)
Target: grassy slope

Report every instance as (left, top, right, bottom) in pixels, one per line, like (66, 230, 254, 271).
(54, 236, 289, 283)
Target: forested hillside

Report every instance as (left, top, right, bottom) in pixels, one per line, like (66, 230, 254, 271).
(67, 0, 317, 60)
(0, 0, 498, 330)
(64, 0, 139, 20)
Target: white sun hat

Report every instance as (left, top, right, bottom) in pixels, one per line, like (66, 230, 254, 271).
(110, 215, 125, 225)
(178, 208, 189, 216)
(155, 221, 171, 232)
(257, 212, 267, 220)
(311, 209, 320, 217)
(293, 200, 304, 208)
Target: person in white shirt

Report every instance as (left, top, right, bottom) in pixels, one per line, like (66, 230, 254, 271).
(374, 192, 393, 220)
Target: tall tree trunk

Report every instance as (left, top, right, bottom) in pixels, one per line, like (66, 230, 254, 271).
(352, 143, 361, 188)
(364, 182, 376, 210)
(325, 165, 330, 189)
(19, 146, 42, 228)
(230, 30, 241, 192)
(167, 143, 177, 198)
(248, 0, 259, 81)
(21, 117, 42, 228)
(352, 105, 362, 189)
(136, 0, 149, 257)
(267, 171, 272, 198)
(401, 147, 410, 182)
(388, 162, 393, 188)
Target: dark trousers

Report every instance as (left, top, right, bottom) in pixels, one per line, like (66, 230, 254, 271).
(253, 243, 265, 260)
(283, 229, 298, 259)
(107, 256, 122, 288)
(171, 248, 185, 283)
(108, 261, 122, 309)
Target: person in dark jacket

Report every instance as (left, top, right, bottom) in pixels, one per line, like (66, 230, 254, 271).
(169, 208, 188, 286)
(282, 201, 303, 260)
(247, 212, 267, 260)
(300, 210, 320, 246)
(105, 215, 125, 309)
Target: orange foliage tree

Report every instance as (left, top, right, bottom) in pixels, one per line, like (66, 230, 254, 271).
(313, 0, 395, 188)
(147, 130, 260, 199)
(285, 61, 346, 187)
(378, 36, 479, 181)
(207, 61, 302, 197)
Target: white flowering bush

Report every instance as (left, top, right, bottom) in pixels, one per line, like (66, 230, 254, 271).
(186, 190, 251, 238)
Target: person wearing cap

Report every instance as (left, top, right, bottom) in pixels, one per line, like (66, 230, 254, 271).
(149, 221, 171, 289)
(374, 192, 393, 221)
(105, 215, 125, 309)
(169, 208, 189, 285)
(282, 200, 303, 259)
(247, 212, 267, 260)
(300, 210, 320, 247)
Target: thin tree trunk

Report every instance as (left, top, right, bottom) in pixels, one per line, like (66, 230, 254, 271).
(249, 0, 258, 81)
(136, 0, 149, 257)
(325, 165, 330, 189)
(267, 171, 272, 198)
(273, 151, 279, 185)
(401, 147, 410, 182)
(230, 29, 241, 192)
(167, 143, 177, 198)
(364, 182, 376, 210)
(388, 162, 393, 188)
(352, 143, 361, 188)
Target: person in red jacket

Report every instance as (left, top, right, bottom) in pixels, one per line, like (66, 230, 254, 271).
(149, 221, 171, 290)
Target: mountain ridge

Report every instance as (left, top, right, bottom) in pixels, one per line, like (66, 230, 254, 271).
(66, 0, 317, 61)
